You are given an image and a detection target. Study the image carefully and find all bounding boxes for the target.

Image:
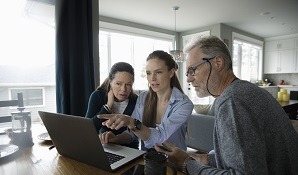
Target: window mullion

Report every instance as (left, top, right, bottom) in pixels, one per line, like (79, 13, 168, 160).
(107, 34, 111, 69)
(238, 44, 242, 79)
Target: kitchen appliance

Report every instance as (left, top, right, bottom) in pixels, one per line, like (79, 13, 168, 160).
(11, 107, 33, 148)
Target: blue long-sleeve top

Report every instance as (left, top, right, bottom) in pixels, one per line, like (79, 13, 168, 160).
(126, 87, 194, 150)
(85, 89, 138, 148)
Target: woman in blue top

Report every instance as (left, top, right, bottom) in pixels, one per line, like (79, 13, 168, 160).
(99, 50, 193, 151)
(85, 62, 138, 149)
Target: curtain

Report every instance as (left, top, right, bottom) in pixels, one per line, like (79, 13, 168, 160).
(55, 0, 97, 116)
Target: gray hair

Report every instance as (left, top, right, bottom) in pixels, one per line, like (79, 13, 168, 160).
(183, 35, 233, 70)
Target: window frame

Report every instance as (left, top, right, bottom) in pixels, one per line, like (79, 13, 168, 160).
(9, 87, 45, 108)
(232, 32, 264, 83)
(182, 31, 213, 105)
(98, 25, 175, 91)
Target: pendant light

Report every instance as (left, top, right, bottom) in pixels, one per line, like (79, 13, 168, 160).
(170, 6, 186, 62)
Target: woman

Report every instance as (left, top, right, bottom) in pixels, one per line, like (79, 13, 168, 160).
(99, 50, 193, 151)
(85, 62, 138, 148)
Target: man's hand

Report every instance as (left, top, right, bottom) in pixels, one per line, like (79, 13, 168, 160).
(154, 141, 190, 170)
(189, 153, 208, 165)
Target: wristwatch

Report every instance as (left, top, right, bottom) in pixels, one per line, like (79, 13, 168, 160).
(134, 119, 142, 130)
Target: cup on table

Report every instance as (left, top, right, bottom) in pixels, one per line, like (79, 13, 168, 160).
(143, 150, 177, 175)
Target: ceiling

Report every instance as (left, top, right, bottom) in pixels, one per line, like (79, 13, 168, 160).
(99, 0, 298, 38)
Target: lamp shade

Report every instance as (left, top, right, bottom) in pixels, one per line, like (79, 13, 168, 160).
(170, 50, 186, 62)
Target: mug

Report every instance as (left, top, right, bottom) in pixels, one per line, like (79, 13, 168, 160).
(143, 150, 177, 175)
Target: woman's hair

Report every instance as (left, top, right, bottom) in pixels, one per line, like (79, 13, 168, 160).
(184, 35, 233, 70)
(97, 62, 137, 99)
(142, 50, 183, 127)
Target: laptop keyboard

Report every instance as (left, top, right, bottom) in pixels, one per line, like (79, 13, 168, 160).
(105, 152, 125, 164)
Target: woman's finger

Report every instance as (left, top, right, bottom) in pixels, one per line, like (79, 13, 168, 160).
(114, 120, 126, 130)
(99, 133, 107, 144)
(97, 114, 115, 120)
(102, 131, 111, 143)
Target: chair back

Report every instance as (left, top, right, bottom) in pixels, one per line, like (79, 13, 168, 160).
(0, 93, 24, 123)
(290, 91, 298, 100)
(186, 113, 215, 153)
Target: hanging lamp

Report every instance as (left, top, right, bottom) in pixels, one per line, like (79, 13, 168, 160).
(170, 6, 186, 62)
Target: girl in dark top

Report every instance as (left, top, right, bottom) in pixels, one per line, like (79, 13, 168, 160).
(85, 62, 138, 148)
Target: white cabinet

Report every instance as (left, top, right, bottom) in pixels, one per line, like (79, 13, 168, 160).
(279, 38, 295, 49)
(264, 51, 278, 73)
(265, 38, 294, 51)
(295, 49, 298, 72)
(264, 50, 294, 73)
(265, 40, 279, 51)
(279, 50, 295, 73)
(264, 38, 295, 74)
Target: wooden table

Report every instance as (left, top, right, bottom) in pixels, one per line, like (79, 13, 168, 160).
(0, 123, 183, 175)
(279, 100, 298, 120)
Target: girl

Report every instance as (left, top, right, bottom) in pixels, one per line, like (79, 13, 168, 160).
(85, 62, 138, 148)
(99, 51, 193, 151)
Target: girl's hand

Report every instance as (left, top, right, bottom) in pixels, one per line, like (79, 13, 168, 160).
(98, 114, 135, 130)
(99, 131, 117, 144)
(107, 87, 114, 108)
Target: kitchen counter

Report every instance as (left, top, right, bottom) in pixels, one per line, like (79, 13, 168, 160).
(259, 85, 298, 100)
(260, 85, 298, 88)
(277, 85, 298, 87)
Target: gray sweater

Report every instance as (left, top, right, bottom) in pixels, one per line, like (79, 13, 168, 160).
(187, 80, 298, 175)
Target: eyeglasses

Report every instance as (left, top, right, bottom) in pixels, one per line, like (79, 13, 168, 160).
(185, 56, 216, 77)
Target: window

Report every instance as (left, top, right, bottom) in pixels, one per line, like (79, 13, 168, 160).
(182, 31, 213, 105)
(0, 0, 56, 122)
(232, 33, 263, 83)
(10, 88, 44, 107)
(99, 30, 173, 90)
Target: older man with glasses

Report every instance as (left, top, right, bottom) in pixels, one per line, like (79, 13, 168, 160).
(155, 35, 298, 174)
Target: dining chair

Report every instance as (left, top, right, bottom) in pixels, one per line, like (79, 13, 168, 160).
(0, 93, 24, 124)
(289, 91, 298, 120)
(290, 91, 298, 100)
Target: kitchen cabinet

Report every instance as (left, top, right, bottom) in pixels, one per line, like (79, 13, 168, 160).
(295, 39, 298, 72)
(265, 38, 294, 51)
(295, 49, 298, 72)
(264, 51, 278, 73)
(264, 49, 294, 73)
(264, 38, 295, 74)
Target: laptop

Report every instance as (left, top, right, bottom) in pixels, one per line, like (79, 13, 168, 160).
(38, 111, 145, 172)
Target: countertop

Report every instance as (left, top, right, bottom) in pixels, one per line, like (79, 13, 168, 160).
(260, 85, 298, 88)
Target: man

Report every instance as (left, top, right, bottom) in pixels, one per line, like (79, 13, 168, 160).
(155, 35, 298, 174)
